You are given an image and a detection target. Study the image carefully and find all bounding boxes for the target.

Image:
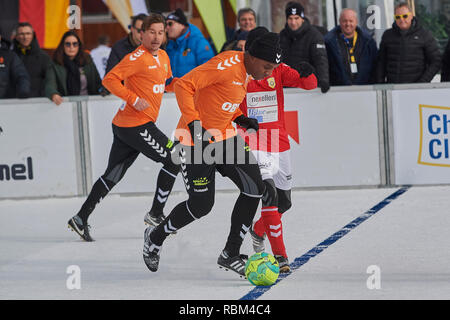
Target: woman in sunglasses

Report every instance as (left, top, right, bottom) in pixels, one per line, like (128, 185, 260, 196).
(45, 30, 101, 105)
(375, 2, 441, 84)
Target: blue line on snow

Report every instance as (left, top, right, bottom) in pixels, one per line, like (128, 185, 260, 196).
(240, 186, 411, 300)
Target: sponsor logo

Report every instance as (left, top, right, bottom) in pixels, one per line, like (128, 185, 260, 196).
(418, 104, 450, 167)
(247, 91, 277, 108)
(222, 102, 239, 113)
(153, 84, 165, 94)
(0, 157, 34, 181)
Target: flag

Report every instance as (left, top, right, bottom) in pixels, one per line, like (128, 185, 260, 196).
(103, 0, 148, 31)
(19, 0, 71, 49)
(193, 0, 227, 53)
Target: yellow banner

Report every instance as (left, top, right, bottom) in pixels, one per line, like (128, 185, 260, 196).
(44, 0, 70, 49)
(104, 0, 134, 31)
(193, 0, 227, 52)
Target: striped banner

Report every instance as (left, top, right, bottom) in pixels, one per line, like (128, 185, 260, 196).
(18, 0, 70, 49)
(103, 0, 148, 31)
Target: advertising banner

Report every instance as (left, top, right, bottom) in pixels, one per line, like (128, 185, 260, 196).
(0, 101, 80, 198)
(391, 88, 450, 184)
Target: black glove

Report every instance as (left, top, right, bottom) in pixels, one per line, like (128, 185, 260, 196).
(234, 115, 259, 132)
(319, 81, 330, 93)
(296, 61, 315, 78)
(99, 86, 110, 97)
(187, 120, 212, 149)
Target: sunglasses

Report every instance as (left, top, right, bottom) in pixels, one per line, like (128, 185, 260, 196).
(167, 21, 174, 27)
(395, 12, 412, 20)
(64, 41, 79, 48)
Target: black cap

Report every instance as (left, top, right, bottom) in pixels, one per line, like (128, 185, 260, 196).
(286, 2, 305, 18)
(245, 26, 269, 51)
(248, 32, 282, 64)
(166, 8, 189, 26)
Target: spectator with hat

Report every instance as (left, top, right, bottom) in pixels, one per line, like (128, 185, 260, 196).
(280, 1, 330, 93)
(221, 8, 256, 52)
(0, 27, 30, 99)
(165, 8, 214, 77)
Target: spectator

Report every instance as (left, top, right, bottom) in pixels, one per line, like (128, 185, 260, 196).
(165, 8, 214, 77)
(441, 40, 450, 82)
(280, 1, 330, 93)
(90, 35, 112, 79)
(45, 31, 101, 105)
(324, 9, 378, 85)
(12, 22, 51, 97)
(375, 2, 441, 84)
(221, 30, 248, 51)
(105, 13, 147, 75)
(221, 8, 256, 52)
(0, 28, 30, 99)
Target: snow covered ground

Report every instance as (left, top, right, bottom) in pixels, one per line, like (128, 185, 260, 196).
(1, 185, 449, 300)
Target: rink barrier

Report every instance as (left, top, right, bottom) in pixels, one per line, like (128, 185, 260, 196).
(0, 83, 449, 199)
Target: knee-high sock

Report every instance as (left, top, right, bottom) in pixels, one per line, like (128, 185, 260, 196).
(77, 177, 111, 223)
(253, 216, 265, 237)
(261, 207, 287, 258)
(224, 193, 260, 257)
(149, 166, 177, 214)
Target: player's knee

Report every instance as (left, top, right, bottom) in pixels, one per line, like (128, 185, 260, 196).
(162, 160, 180, 176)
(262, 179, 278, 207)
(100, 175, 117, 190)
(278, 189, 292, 214)
(186, 195, 214, 219)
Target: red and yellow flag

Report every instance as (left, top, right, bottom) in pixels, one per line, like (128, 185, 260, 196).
(19, 0, 70, 49)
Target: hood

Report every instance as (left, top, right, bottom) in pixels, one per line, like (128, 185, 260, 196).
(13, 35, 41, 54)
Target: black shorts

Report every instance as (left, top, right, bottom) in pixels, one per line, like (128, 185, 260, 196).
(178, 135, 264, 199)
(102, 122, 178, 184)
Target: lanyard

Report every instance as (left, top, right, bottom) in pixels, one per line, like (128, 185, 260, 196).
(342, 31, 358, 63)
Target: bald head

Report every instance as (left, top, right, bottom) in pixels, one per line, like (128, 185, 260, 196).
(339, 9, 358, 38)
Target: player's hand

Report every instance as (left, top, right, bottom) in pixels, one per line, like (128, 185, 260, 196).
(187, 120, 213, 149)
(134, 98, 150, 111)
(319, 81, 330, 93)
(51, 94, 63, 106)
(234, 115, 259, 133)
(296, 61, 315, 78)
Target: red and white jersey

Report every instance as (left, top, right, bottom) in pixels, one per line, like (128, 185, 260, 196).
(238, 63, 317, 152)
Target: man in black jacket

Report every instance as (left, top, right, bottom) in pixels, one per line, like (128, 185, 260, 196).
(0, 30, 30, 99)
(105, 14, 147, 75)
(376, 2, 441, 84)
(325, 9, 378, 85)
(280, 1, 330, 93)
(13, 22, 51, 97)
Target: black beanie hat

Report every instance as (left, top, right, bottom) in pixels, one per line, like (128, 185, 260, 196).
(285, 2, 305, 18)
(245, 26, 269, 51)
(248, 32, 282, 64)
(166, 8, 189, 26)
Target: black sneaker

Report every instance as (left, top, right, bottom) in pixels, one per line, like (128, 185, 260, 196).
(143, 226, 161, 272)
(217, 250, 247, 278)
(68, 215, 94, 242)
(275, 255, 290, 273)
(249, 227, 266, 253)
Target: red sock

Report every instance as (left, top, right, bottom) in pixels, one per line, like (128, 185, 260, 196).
(261, 207, 287, 258)
(253, 216, 265, 237)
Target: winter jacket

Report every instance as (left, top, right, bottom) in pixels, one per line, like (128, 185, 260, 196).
(280, 19, 329, 88)
(324, 26, 378, 85)
(441, 40, 450, 82)
(12, 36, 51, 97)
(375, 18, 441, 84)
(0, 39, 30, 98)
(105, 34, 138, 76)
(165, 23, 214, 78)
(44, 58, 102, 99)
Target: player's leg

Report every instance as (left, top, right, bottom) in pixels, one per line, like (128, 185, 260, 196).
(216, 136, 265, 276)
(69, 133, 139, 241)
(143, 145, 216, 272)
(115, 122, 181, 225)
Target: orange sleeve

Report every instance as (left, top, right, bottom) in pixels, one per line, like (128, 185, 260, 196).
(232, 108, 244, 121)
(165, 77, 178, 93)
(174, 63, 227, 125)
(102, 55, 140, 106)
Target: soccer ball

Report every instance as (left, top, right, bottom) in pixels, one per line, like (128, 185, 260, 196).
(245, 252, 280, 286)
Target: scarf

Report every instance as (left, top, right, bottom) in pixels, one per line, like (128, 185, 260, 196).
(63, 54, 81, 96)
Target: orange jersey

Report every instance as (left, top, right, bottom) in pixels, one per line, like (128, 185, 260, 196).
(174, 51, 250, 145)
(103, 46, 174, 127)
